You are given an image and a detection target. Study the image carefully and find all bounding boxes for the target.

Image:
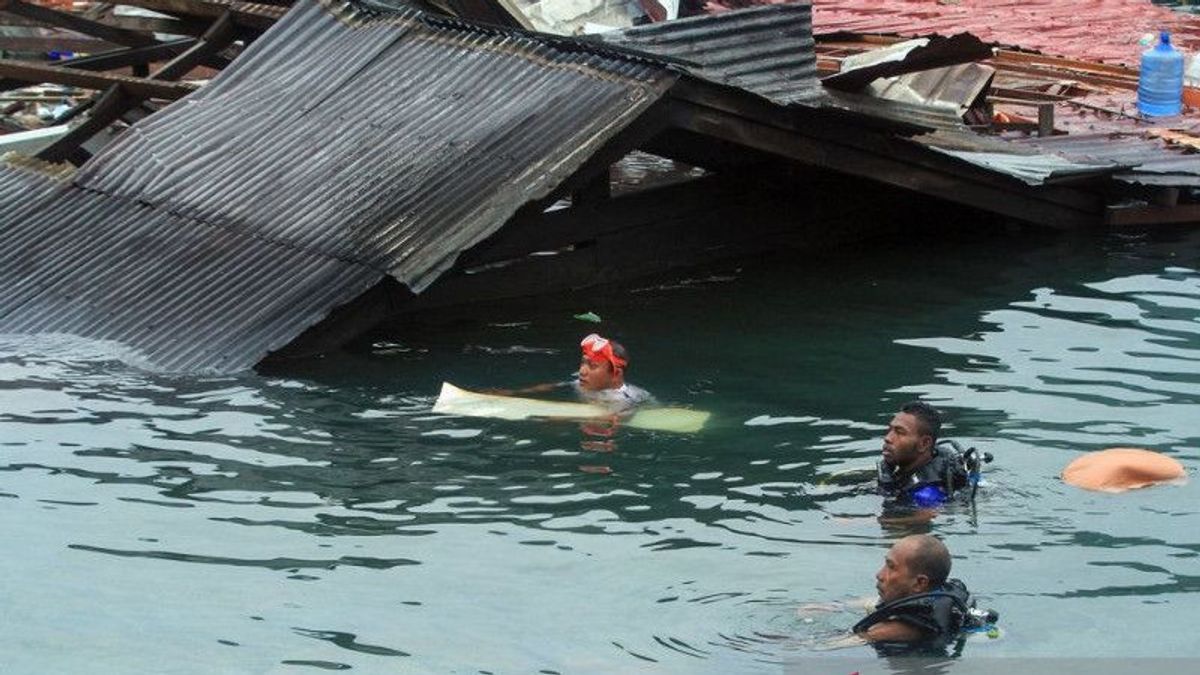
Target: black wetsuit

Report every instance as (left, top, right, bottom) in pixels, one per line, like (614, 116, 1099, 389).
(853, 578, 974, 654)
(877, 442, 970, 504)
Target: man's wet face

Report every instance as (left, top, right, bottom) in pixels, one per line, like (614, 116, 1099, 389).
(875, 539, 924, 604)
(882, 412, 930, 470)
(578, 357, 617, 391)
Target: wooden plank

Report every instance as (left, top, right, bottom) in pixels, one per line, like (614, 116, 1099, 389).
(432, 382, 711, 434)
(0, 57, 197, 99)
(662, 82, 1102, 227)
(1106, 203, 1200, 227)
(37, 84, 135, 163)
(56, 39, 198, 71)
(1, 8, 206, 34)
(0, 36, 117, 52)
(151, 10, 234, 80)
(96, 14, 210, 36)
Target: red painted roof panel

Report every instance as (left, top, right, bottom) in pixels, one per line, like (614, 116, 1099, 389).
(806, 0, 1200, 67)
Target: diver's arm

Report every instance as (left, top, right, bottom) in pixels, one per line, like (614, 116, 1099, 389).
(858, 619, 929, 643)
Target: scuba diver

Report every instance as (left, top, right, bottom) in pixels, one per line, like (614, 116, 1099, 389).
(877, 401, 992, 508)
(854, 534, 998, 654)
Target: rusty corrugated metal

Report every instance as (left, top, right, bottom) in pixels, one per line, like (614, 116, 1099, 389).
(814, 31, 1200, 189)
(1011, 132, 1200, 187)
(821, 33, 991, 91)
(0, 0, 675, 372)
(810, 0, 1200, 67)
(928, 146, 1123, 186)
(594, 3, 820, 105)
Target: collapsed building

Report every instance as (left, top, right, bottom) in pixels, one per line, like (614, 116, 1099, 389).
(1, 0, 1199, 372)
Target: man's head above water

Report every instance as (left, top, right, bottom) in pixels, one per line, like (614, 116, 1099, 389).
(882, 401, 942, 473)
(577, 333, 629, 392)
(875, 534, 951, 605)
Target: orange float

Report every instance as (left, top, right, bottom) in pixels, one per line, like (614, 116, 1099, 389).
(1062, 448, 1186, 492)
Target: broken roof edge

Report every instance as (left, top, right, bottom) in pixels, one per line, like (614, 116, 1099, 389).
(927, 146, 1129, 187)
(592, 3, 821, 107)
(399, 78, 678, 294)
(821, 32, 993, 92)
(317, 0, 694, 72)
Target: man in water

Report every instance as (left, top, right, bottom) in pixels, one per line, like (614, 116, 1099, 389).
(573, 333, 653, 413)
(853, 534, 982, 647)
(877, 402, 968, 506)
(497, 333, 653, 414)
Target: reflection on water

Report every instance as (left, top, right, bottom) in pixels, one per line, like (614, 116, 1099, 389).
(2, 227, 1200, 671)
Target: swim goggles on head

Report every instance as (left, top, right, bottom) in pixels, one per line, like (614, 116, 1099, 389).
(580, 333, 627, 369)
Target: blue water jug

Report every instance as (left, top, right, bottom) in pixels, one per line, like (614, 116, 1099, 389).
(1138, 31, 1184, 117)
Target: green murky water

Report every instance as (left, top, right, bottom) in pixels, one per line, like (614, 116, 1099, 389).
(3, 224, 1200, 672)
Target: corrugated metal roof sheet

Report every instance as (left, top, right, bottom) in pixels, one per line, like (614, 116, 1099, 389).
(79, 0, 673, 292)
(0, 170, 382, 372)
(1011, 132, 1200, 187)
(810, 0, 1200, 67)
(0, 161, 69, 222)
(0, 0, 676, 372)
(928, 146, 1122, 186)
(821, 33, 992, 91)
(594, 3, 820, 105)
(821, 88, 969, 133)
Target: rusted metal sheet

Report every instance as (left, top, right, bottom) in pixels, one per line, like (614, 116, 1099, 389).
(594, 3, 820, 105)
(0, 0, 675, 372)
(822, 33, 992, 91)
(1012, 132, 1200, 187)
(928, 146, 1122, 186)
(810, 0, 1200, 67)
(815, 31, 1200, 189)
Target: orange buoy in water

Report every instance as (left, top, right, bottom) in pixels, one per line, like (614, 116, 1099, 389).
(1062, 447, 1186, 492)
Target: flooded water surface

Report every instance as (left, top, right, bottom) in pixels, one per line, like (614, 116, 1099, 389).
(3, 226, 1200, 672)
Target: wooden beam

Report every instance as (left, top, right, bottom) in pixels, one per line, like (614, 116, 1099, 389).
(662, 80, 1102, 228)
(0, 40, 204, 95)
(95, 14, 210, 36)
(1, 8, 207, 34)
(0, 58, 197, 99)
(37, 84, 136, 164)
(1105, 203, 1200, 227)
(0, 36, 117, 52)
(151, 10, 234, 81)
(57, 38, 198, 72)
(0, 0, 158, 47)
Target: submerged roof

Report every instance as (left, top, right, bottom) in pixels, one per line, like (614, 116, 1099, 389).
(77, 0, 672, 293)
(0, 0, 674, 372)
